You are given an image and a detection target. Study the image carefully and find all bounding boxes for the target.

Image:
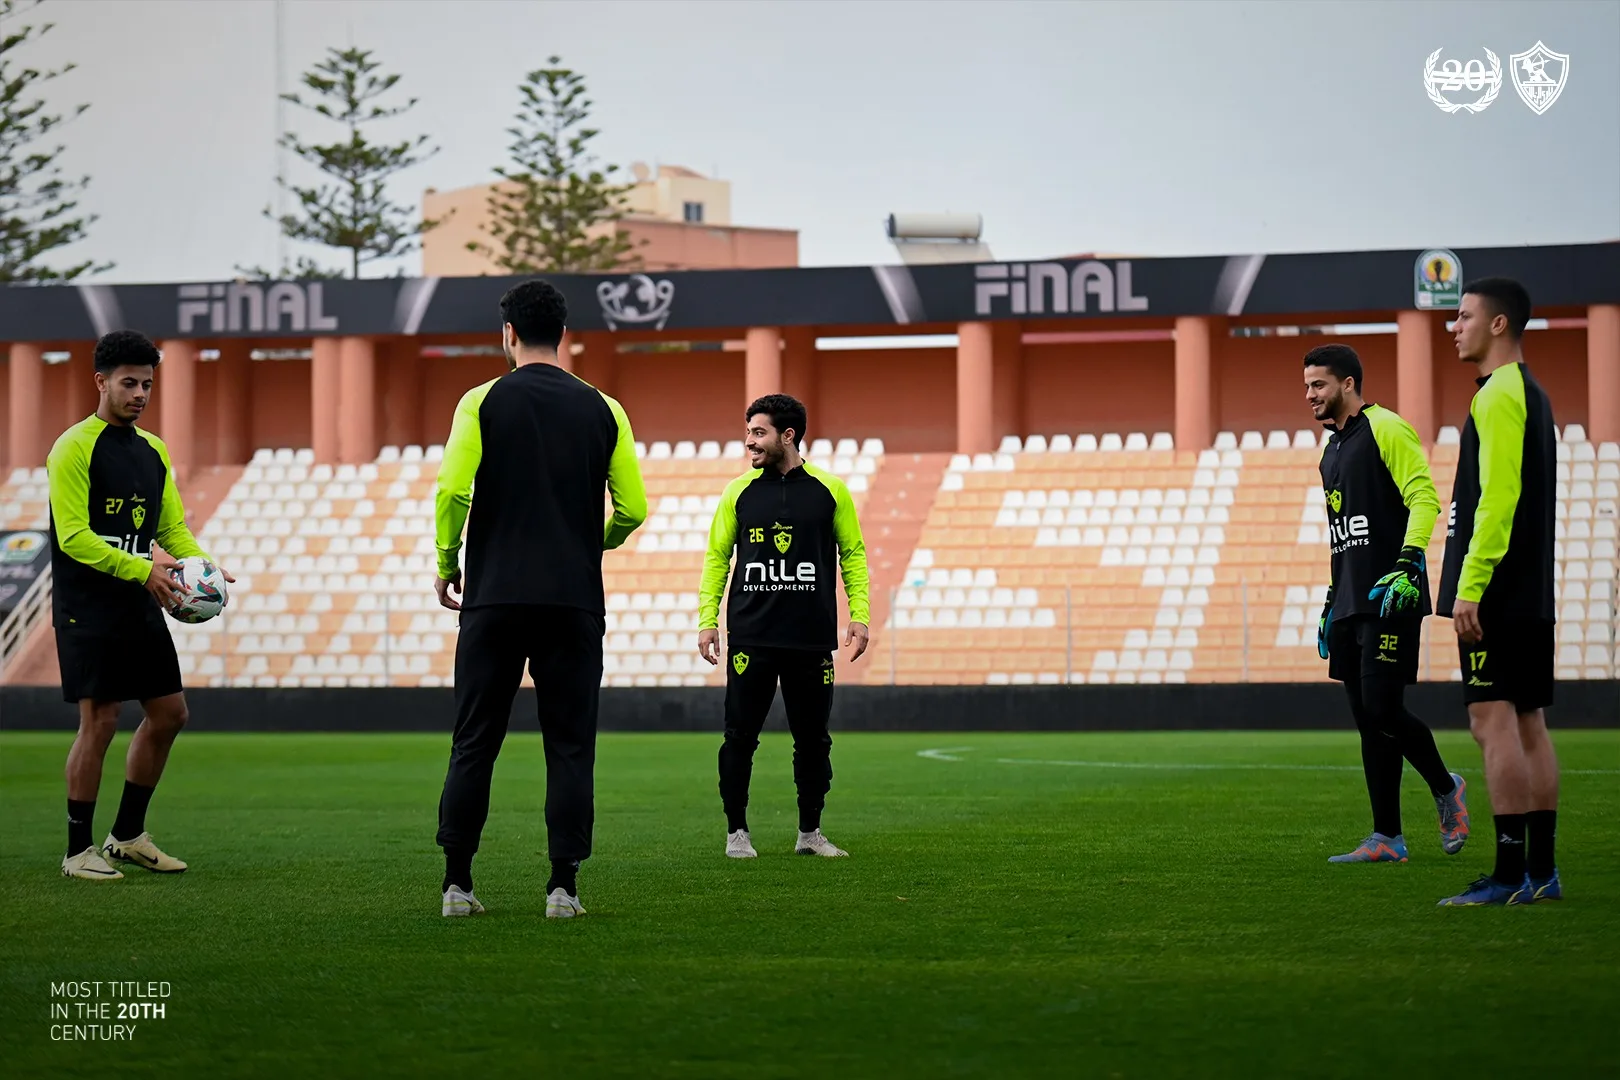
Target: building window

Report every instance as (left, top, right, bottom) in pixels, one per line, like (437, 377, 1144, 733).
(682, 201, 704, 223)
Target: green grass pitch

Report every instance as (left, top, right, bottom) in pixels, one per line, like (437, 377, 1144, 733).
(2, 729, 1617, 1078)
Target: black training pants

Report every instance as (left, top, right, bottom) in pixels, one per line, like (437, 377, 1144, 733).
(436, 604, 604, 863)
(718, 645, 836, 827)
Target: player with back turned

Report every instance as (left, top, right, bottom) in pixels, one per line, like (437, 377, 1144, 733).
(1436, 278, 1562, 907)
(697, 395, 870, 859)
(1304, 344, 1470, 865)
(433, 280, 647, 920)
(47, 330, 231, 881)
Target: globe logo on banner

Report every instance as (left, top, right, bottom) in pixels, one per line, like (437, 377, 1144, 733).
(1414, 249, 1463, 310)
(1422, 48, 1502, 114)
(1510, 42, 1569, 115)
(597, 274, 676, 330)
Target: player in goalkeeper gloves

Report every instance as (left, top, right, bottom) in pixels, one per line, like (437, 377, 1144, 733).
(1369, 546, 1427, 618)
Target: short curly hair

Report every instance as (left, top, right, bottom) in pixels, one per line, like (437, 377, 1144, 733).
(746, 394, 808, 447)
(93, 330, 162, 373)
(498, 279, 567, 349)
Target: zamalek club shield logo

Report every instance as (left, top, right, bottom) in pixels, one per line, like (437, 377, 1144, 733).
(732, 651, 750, 675)
(773, 523, 793, 554)
(1326, 490, 1343, 514)
(1510, 42, 1569, 116)
(131, 505, 146, 530)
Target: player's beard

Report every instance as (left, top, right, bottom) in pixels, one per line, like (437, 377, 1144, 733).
(1314, 387, 1342, 424)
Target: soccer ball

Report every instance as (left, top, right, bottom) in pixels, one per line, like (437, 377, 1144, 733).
(167, 557, 229, 624)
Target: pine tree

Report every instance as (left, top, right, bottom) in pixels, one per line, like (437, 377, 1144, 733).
(474, 58, 639, 273)
(261, 45, 440, 279)
(0, 0, 110, 283)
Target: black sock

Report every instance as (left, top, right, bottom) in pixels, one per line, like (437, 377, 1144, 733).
(798, 806, 822, 833)
(110, 781, 156, 842)
(67, 799, 96, 857)
(1492, 814, 1527, 886)
(546, 859, 579, 896)
(1527, 809, 1558, 880)
(726, 809, 749, 834)
(442, 848, 474, 894)
(1360, 733, 1404, 839)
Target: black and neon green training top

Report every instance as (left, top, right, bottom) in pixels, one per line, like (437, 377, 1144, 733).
(1319, 404, 1441, 620)
(46, 415, 207, 633)
(1438, 362, 1556, 621)
(435, 363, 647, 614)
(699, 463, 870, 651)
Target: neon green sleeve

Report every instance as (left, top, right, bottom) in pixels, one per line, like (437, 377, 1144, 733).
(698, 473, 750, 631)
(47, 423, 152, 584)
(806, 464, 871, 625)
(139, 431, 207, 560)
(1367, 406, 1441, 551)
(600, 393, 648, 550)
(1459, 366, 1527, 602)
(435, 380, 493, 580)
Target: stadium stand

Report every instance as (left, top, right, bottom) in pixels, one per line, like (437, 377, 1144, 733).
(2, 429, 1615, 688)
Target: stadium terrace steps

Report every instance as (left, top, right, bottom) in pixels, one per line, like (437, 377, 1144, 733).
(1, 431, 1615, 689)
(847, 452, 949, 685)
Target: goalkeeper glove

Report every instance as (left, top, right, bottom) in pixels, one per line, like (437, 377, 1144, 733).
(1369, 546, 1426, 618)
(1317, 587, 1335, 660)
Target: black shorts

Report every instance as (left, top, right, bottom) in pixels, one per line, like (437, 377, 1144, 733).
(56, 623, 184, 704)
(1328, 615, 1421, 686)
(1459, 618, 1555, 711)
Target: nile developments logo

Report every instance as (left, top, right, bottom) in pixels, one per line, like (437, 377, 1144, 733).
(597, 274, 675, 330)
(732, 651, 750, 676)
(1326, 490, 1343, 514)
(773, 523, 793, 554)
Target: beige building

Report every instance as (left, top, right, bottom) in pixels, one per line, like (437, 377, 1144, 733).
(421, 162, 798, 276)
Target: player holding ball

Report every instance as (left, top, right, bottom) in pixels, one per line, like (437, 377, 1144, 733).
(46, 330, 232, 882)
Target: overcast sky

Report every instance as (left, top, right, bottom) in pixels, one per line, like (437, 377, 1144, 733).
(11, 0, 1620, 282)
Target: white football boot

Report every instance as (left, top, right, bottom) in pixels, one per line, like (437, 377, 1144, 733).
(726, 829, 758, 858)
(102, 832, 188, 873)
(62, 847, 124, 881)
(442, 886, 485, 917)
(545, 887, 586, 919)
(795, 829, 849, 857)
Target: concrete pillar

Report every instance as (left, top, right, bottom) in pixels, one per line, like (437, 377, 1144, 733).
(781, 326, 818, 423)
(338, 336, 377, 465)
(574, 332, 614, 396)
(1395, 310, 1437, 443)
(215, 341, 251, 465)
(1588, 304, 1620, 445)
(991, 320, 1024, 442)
(311, 337, 342, 464)
(1173, 316, 1214, 452)
(956, 322, 995, 455)
(745, 326, 782, 408)
(7, 342, 44, 468)
(64, 346, 98, 429)
(383, 338, 422, 450)
(159, 339, 198, 477)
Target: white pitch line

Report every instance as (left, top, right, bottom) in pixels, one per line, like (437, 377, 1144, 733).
(916, 748, 1620, 776)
